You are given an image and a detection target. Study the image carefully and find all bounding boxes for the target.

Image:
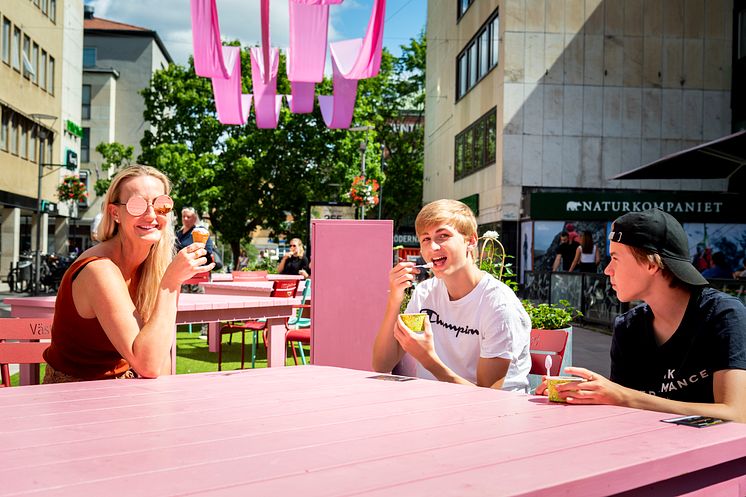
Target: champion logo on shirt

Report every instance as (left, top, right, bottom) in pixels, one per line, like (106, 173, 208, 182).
(421, 309, 480, 338)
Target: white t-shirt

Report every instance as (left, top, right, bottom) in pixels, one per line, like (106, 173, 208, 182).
(406, 272, 531, 392)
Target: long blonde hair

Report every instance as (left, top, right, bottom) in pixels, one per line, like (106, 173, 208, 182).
(290, 238, 305, 258)
(99, 165, 176, 322)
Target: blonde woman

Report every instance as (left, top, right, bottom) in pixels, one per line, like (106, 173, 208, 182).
(43, 165, 214, 382)
(277, 238, 310, 278)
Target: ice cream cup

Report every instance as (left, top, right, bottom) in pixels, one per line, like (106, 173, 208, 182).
(546, 376, 586, 403)
(192, 227, 209, 244)
(399, 313, 427, 333)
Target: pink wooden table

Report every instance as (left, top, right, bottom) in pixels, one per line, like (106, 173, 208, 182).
(200, 279, 307, 297)
(5, 293, 300, 380)
(210, 273, 303, 282)
(1, 366, 745, 496)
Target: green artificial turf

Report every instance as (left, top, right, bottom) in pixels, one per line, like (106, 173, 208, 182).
(7, 325, 309, 386)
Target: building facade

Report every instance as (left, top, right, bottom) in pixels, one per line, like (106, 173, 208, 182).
(75, 5, 172, 249)
(425, 0, 745, 276)
(0, 0, 83, 284)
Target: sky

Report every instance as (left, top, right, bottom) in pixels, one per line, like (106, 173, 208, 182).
(86, 0, 427, 66)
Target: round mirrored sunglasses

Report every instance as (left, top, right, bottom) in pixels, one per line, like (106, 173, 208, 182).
(113, 195, 174, 216)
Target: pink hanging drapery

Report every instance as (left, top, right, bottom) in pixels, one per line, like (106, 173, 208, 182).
(190, 0, 386, 129)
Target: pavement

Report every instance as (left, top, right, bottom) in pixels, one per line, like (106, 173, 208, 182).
(0, 283, 613, 379)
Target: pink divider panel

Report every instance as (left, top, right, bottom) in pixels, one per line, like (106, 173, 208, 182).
(311, 220, 392, 370)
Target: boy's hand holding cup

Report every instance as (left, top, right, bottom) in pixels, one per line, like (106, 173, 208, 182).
(545, 376, 586, 402)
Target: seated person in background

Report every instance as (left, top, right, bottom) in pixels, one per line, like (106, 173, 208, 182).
(552, 231, 580, 272)
(733, 257, 746, 279)
(701, 251, 733, 279)
(537, 209, 746, 422)
(372, 199, 531, 391)
(278, 238, 310, 279)
(42, 166, 213, 383)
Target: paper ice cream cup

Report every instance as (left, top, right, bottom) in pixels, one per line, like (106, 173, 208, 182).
(400, 313, 427, 333)
(546, 376, 585, 403)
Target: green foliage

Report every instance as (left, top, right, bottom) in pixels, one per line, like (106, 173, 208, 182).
(139, 35, 426, 268)
(521, 299, 583, 330)
(93, 142, 134, 196)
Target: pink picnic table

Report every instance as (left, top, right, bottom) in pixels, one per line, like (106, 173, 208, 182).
(200, 279, 307, 297)
(5, 293, 301, 382)
(210, 273, 304, 282)
(1, 365, 745, 496)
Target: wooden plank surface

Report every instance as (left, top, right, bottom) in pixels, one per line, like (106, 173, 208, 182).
(1, 366, 745, 496)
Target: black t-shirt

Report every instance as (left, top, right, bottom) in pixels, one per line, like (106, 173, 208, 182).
(556, 241, 579, 270)
(610, 287, 746, 403)
(280, 255, 310, 276)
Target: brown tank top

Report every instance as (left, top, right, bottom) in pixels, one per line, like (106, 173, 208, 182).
(43, 256, 131, 380)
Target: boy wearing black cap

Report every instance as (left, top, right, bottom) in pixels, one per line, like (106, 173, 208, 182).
(539, 208, 746, 422)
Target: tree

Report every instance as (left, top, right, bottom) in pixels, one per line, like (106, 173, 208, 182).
(93, 142, 134, 196)
(139, 35, 426, 266)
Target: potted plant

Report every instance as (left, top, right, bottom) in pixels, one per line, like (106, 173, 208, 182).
(56, 175, 88, 204)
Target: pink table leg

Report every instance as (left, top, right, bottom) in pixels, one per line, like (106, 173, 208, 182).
(265, 318, 287, 367)
(208, 322, 219, 353)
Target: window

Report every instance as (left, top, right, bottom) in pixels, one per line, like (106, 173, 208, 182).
(29, 127, 37, 162)
(20, 121, 28, 159)
(49, 0, 57, 23)
(455, 9, 499, 100)
(454, 108, 497, 181)
(22, 35, 31, 78)
(10, 114, 18, 155)
(31, 43, 38, 84)
(83, 47, 96, 68)
(48, 56, 55, 95)
(458, 0, 474, 19)
(46, 133, 53, 164)
(12, 26, 21, 71)
(81, 127, 90, 162)
(82, 85, 92, 119)
(2, 18, 10, 64)
(41, 0, 48, 15)
(40, 50, 47, 90)
(0, 108, 8, 151)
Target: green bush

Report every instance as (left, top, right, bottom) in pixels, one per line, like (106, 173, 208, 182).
(521, 299, 582, 330)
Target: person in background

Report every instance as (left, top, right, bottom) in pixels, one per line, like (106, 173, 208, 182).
(702, 252, 732, 279)
(552, 231, 580, 272)
(569, 230, 601, 273)
(42, 165, 213, 383)
(176, 207, 217, 263)
(372, 199, 531, 391)
(277, 238, 310, 278)
(237, 249, 249, 270)
(733, 257, 746, 279)
(536, 209, 746, 423)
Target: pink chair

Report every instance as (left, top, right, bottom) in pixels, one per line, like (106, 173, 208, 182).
(218, 279, 299, 370)
(182, 271, 210, 286)
(0, 318, 53, 387)
(529, 328, 569, 376)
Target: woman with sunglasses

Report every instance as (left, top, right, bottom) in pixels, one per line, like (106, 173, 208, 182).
(277, 238, 310, 279)
(42, 165, 214, 383)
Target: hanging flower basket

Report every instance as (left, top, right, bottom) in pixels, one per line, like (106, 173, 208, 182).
(347, 175, 379, 208)
(57, 175, 88, 203)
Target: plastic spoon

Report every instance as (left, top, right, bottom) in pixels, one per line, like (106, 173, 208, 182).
(544, 354, 552, 378)
(413, 262, 433, 269)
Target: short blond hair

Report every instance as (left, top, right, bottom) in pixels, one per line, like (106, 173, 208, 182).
(415, 199, 477, 240)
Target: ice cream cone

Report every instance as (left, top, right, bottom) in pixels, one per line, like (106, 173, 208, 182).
(192, 227, 209, 244)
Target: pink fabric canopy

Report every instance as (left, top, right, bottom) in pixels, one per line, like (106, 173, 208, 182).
(190, 0, 386, 129)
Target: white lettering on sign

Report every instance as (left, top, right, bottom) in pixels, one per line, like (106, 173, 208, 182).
(567, 200, 723, 215)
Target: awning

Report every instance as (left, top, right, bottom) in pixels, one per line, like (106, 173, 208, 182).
(613, 130, 746, 193)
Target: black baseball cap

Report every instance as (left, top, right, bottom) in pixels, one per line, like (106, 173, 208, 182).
(609, 208, 708, 286)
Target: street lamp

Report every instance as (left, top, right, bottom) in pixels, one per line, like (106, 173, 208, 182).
(349, 125, 374, 219)
(30, 113, 57, 295)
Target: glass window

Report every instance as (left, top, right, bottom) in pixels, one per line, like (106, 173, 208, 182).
(455, 135, 463, 177)
(49, 0, 57, 23)
(32, 43, 38, 84)
(0, 108, 8, 151)
(480, 30, 490, 77)
(486, 112, 496, 164)
(468, 43, 478, 87)
(29, 127, 37, 162)
(2, 18, 10, 64)
(464, 129, 473, 173)
(458, 53, 467, 99)
(458, 0, 473, 18)
(20, 121, 28, 160)
(48, 56, 55, 95)
(474, 124, 484, 170)
(491, 17, 499, 67)
(41, 0, 48, 15)
(40, 50, 46, 90)
(12, 26, 20, 71)
(22, 35, 31, 78)
(46, 133, 53, 164)
(34, 0, 40, 6)
(81, 127, 90, 163)
(10, 114, 18, 155)
(82, 85, 92, 119)
(83, 47, 96, 68)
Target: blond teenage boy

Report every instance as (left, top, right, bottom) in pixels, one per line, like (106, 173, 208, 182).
(372, 200, 531, 390)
